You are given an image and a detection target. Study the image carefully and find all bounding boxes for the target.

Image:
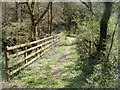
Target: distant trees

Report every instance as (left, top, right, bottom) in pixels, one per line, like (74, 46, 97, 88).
(2, 2, 114, 49)
(63, 3, 78, 35)
(3, 2, 7, 23)
(2, 2, 10, 25)
(2, 2, 64, 46)
(63, 3, 70, 35)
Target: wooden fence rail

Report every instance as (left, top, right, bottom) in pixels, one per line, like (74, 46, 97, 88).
(82, 39, 96, 56)
(4, 33, 62, 81)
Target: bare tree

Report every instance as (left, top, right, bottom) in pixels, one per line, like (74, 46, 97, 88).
(25, 2, 50, 41)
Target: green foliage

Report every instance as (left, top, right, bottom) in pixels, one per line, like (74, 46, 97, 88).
(2, 22, 31, 46)
(76, 42, 118, 88)
(74, 4, 118, 88)
(24, 77, 36, 83)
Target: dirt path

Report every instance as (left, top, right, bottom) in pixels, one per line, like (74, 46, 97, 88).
(52, 38, 75, 76)
(52, 46, 70, 75)
(2, 36, 78, 88)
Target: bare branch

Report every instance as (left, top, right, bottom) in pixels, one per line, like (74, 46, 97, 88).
(35, 3, 50, 26)
(25, 2, 33, 16)
(81, 1, 95, 16)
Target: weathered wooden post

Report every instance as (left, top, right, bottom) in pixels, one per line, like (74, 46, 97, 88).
(36, 42, 40, 59)
(89, 41, 91, 56)
(51, 36, 53, 48)
(53, 35, 55, 47)
(56, 34, 58, 43)
(24, 46, 27, 63)
(4, 45, 9, 81)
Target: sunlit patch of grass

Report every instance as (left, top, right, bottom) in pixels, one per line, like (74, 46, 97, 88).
(24, 77, 36, 83)
(38, 59, 57, 70)
(24, 66, 33, 71)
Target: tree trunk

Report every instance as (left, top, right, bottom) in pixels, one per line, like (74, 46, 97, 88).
(4, 2, 7, 23)
(97, 2, 112, 52)
(63, 3, 69, 35)
(31, 21, 36, 41)
(15, 2, 18, 22)
(19, 4, 23, 22)
(50, 2, 52, 35)
(48, 4, 50, 34)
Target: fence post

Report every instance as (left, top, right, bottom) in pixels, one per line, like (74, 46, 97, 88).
(56, 34, 58, 43)
(51, 36, 54, 48)
(36, 42, 40, 59)
(58, 34, 61, 42)
(4, 46, 9, 81)
(53, 35, 55, 47)
(89, 41, 91, 56)
(24, 46, 28, 63)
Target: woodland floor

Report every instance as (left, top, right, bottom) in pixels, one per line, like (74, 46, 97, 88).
(3, 36, 87, 88)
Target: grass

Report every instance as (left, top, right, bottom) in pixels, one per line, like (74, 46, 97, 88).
(4, 36, 86, 88)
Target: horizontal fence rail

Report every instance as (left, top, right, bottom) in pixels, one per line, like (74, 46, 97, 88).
(3, 33, 63, 81)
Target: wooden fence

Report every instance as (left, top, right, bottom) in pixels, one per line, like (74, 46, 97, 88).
(3, 33, 63, 81)
(81, 39, 96, 56)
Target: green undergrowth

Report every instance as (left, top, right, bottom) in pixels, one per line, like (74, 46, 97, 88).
(12, 36, 84, 88)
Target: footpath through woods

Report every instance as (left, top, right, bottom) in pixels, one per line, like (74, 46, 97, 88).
(3, 36, 86, 88)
